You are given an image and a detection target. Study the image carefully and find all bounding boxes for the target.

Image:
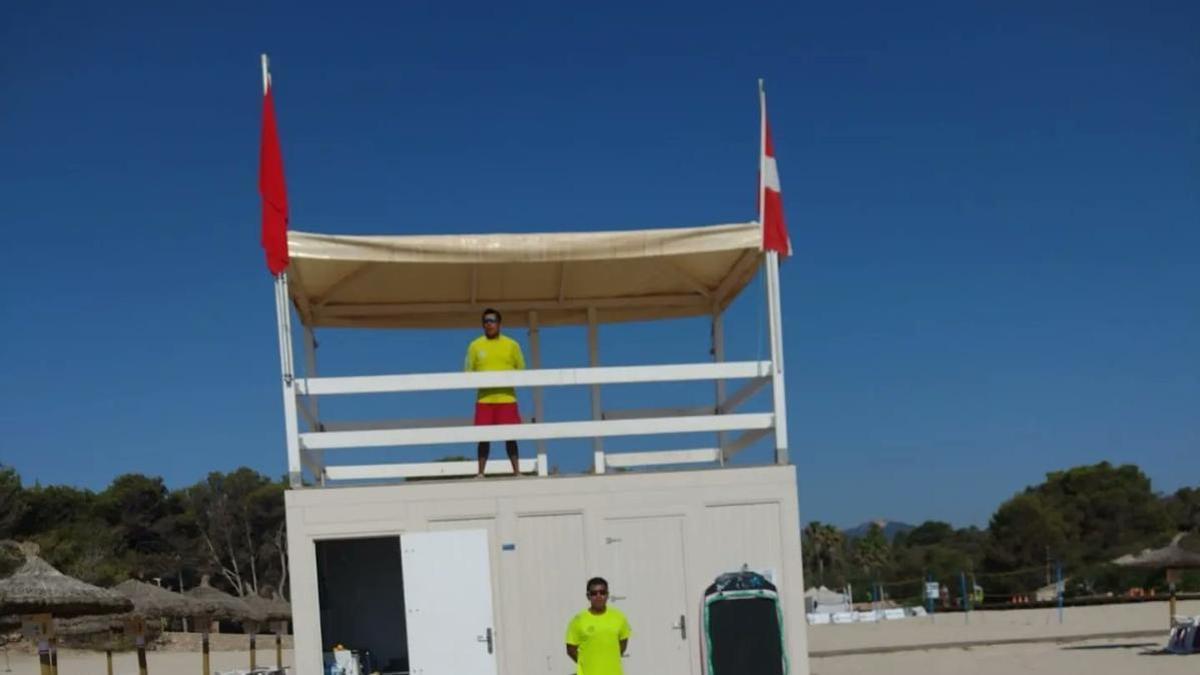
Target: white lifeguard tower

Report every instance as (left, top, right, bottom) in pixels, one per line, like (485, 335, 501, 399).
(264, 70, 809, 673)
(274, 222, 809, 675)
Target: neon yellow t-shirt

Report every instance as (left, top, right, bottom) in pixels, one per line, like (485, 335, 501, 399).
(565, 606, 631, 675)
(464, 334, 525, 403)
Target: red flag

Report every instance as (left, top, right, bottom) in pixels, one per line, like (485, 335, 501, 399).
(760, 85, 791, 257)
(259, 69, 289, 276)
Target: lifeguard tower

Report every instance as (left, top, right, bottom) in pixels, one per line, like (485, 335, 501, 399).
(270, 88, 809, 675)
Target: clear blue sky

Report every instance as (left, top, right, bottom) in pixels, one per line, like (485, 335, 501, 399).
(1, 1, 1196, 529)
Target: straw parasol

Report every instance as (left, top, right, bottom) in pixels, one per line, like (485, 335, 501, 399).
(1114, 532, 1200, 626)
(0, 548, 133, 675)
(184, 575, 261, 623)
(1113, 533, 1200, 569)
(0, 555, 132, 618)
(114, 579, 202, 620)
(184, 575, 265, 675)
(114, 579, 204, 675)
(244, 591, 292, 670)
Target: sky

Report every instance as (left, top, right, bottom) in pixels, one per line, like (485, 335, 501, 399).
(1, 1, 1196, 529)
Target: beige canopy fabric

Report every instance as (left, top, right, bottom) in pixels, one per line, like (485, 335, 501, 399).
(286, 222, 765, 329)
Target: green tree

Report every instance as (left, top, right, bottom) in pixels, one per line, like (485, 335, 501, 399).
(852, 523, 891, 574)
(96, 473, 177, 578)
(0, 465, 26, 539)
(803, 522, 844, 586)
(184, 468, 288, 597)
(1165, 488, 1200, 533)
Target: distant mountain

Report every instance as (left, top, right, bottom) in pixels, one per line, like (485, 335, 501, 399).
(843, 520, 915, 541)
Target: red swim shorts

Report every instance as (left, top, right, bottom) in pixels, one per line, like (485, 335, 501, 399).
(474, 402, 521, 426)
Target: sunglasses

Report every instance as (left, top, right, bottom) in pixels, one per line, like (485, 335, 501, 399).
(482, 318, 499, 325)
(587, 589, 608, 597)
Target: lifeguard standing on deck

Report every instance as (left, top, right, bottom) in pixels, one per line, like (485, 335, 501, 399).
(465, 308, 526, 477)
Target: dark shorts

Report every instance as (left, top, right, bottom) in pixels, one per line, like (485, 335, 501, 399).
(474, 402, 521, 426)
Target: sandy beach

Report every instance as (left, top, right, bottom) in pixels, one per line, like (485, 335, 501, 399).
(0, 602, 1196, 674)
(812, 637, 1194, 675)
(0, 648, 295, 675)
(808, 598, 1200, 653)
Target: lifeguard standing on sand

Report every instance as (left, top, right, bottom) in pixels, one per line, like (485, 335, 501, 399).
(464, 308, 526, 477)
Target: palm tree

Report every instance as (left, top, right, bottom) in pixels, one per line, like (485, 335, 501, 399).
(803, 522, 845, 586)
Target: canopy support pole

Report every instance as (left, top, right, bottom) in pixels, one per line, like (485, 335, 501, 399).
(588, 307, 605, 474)
(275, 274, 303, 486)
(764, 251, 789, 464)
(528, 311, 548, 476)
(712, 309, 727, 466)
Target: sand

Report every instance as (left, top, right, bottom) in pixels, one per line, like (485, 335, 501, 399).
(0, 648, 294, 675)
(807, 598, 1200, 653)
(0, 601, 1195, 674)
(812, 637, 1194, 675)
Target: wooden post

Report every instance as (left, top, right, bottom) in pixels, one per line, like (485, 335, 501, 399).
(126, 616, 149, 675)
(38, 639, 52, 675)
(250, 631, 257, 670)
(275, 628, 284, 670)
(106, 650, 114, 675)
(201, 629, 210, 675)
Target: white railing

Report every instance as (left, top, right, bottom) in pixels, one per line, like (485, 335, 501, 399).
(290, 360, 778, 483)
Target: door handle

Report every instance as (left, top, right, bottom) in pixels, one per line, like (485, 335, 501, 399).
(476, 627, 494, 654)
(672, 614, 686, 639)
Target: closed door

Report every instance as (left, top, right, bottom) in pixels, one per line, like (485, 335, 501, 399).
(401, 529, 498, 675)
(516, 513, 587, 674)
(603, 517, 693, 675)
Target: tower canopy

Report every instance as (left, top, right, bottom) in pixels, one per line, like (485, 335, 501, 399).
(286, 222, 763, 329)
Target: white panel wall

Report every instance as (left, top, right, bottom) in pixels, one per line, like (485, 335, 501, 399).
(285, 465, 809, 675)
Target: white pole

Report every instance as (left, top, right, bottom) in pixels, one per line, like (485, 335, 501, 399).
(275, 275, 304, 486)
(712, 309, 727, 465)
(528, 311, 548, 477)
(760, 78, 789, 464)
(263, 54, 304, 485)
(587, 307, 604, 474)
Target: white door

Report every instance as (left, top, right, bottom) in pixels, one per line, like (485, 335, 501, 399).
(603, 517, 693, 675)
(401, 529, 498, 675)
(516, 513, 587, 673)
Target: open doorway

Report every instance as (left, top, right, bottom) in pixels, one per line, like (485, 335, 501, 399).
(315, 530, 498, 675)
(316, 537, 407, 674)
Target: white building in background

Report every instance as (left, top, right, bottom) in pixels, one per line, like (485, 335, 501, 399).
(271, 222, 809, 675)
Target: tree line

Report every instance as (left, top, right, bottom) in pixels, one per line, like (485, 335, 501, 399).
(2, 460, 1197, 606)
(0, 466, 288, 600)
(803, 462, 1200, 603)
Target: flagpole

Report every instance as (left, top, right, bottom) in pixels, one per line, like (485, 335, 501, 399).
(759, 78, 789, 464)
(261, 53, 303, 486)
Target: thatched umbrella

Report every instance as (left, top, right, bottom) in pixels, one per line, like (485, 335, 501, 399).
(1114, 532, 1200, 625)
(114, 579, 204, 675)
(54, 613, 136, 675)
(0, 550, 132, 675)
(185, 575, 264, 675)
(244, 591, 291, 670)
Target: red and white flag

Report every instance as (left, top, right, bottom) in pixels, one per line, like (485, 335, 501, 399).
(259, 55, 289, 276)
(759, 81, 791, 257)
